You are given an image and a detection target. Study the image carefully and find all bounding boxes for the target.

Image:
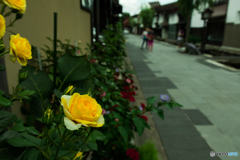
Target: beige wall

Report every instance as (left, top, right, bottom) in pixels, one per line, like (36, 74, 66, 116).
(2, 0, 91, 117)
(223, 23, 240, 48)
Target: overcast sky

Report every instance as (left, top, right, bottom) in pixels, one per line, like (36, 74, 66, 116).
(119, 0, 177, 16)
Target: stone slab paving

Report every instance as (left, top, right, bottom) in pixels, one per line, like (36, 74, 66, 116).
(125, 34, 240, 160)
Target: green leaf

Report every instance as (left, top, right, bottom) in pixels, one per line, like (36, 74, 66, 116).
(173, 102, 184, 108)
(26, 126, 40, 136)
(20, 65, 53, 99)
(0, 90, 4, 96)
(133, 117, 145, 136)
(0, 95, 11, 107)
(58, 55, 90, 82)
(86, 141, 98, 151)
(153, 108, 164, 120)
(166, 103, 173, 110)
(118, 126, 128, 143)
(7, 137, 36, 147)
(12, 124, 26, 132)
(147, 96, 156, 105)
(20, 133, 41, 146)
(90, 130, 106, 141)
(29, 97, 45, 118)
(54, 89, 63, 99)
(0, 111, 17, 133)
(0, 64, 5, 71)
(20, 90, 35, 97)
(0, 130, 23, 147)
(20, 148, 42, 160)
(112, 111, 122, 119)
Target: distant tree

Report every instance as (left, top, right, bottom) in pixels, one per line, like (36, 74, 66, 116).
(120, 12, 130, 25)
(139, 6, 155, 28)
(122, 12, 130, 19)
(178, 0, 213, 42)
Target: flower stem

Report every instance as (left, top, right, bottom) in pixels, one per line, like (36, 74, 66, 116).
(0, 51, 9, 57)
(54, 129, 68, 160)
(7, 19, 17, 28)
(1, 4, 6, 15)
(79, 129, 91, 148)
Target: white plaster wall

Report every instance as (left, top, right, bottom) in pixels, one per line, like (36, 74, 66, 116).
(152, 17, 157, 28)
(158, 14, 164, 24)
(191, 9, 204, 28)
(226, 0, 240, 24)
(169, 12, 179, 25)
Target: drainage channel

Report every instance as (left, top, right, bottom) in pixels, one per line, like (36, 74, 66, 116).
(203, 50, 240, 71)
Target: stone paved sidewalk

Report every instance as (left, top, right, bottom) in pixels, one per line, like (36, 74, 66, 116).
(125, 34, 240, 160)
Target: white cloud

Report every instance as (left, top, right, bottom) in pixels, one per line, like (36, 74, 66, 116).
(119, 0, 177, 16)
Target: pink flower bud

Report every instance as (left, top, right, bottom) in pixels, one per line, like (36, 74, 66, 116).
(115, 118, 119, 122)
(126, 79, 131, 84)
(102, 109, 106, 115)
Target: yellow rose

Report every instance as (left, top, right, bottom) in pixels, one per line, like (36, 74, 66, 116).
(73, 152, 83, 160)
(61, 93, 104, 131)
(9, 34, 32, 66)
(3, 0, 26, 14)
(0, 14, 6, 39)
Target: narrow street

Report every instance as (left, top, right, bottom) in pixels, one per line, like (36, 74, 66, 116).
(125, 34, 240, 160)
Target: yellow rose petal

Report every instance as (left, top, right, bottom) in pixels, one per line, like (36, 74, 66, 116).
(0, 14, 6, 39)
(69, 93, 80, 110)
(9, 34, 32, 66)
(62, 105, 74, 120)
(3, 0, 26, 14)
(70, 103, 85, 120)
(16, 57, 27, 66)
(64, 117, 81, 131)
(75, 118, 98, 127)
(94, 115, 105, 127)
(61, 95, 71, 109)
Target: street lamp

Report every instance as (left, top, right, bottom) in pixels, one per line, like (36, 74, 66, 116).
(201, 9, 213, 53)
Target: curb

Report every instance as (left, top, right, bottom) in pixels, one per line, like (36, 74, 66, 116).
(124, 49, 168, 160)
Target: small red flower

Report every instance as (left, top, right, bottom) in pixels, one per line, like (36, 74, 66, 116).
(141, 103, 146, 110)
(139, 115, 148, 122)
(90, 59, 96, 63)
(126, 148, 139, 160)
(129, 96, 135, 102)
(121, 91, 128, 99)
(123, 86, 130, 91)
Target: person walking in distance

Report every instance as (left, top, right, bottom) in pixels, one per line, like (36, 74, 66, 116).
(177, 28, 184, 49)
(141, 28, 148, 49)
(148, 30, 154, 52)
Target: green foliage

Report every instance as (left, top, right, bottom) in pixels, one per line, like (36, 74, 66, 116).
(58, 55, 90, 83)
(178, 0, 213, 17)
(139, 6, 155, 28)
(0, 64, 5, 71)
(139, 141, 159, 160)
(189, 35, 202, 44)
